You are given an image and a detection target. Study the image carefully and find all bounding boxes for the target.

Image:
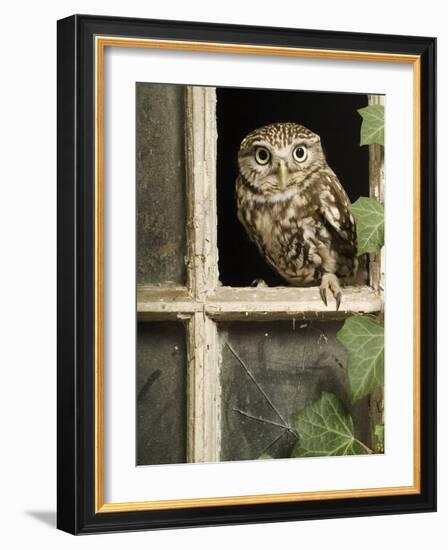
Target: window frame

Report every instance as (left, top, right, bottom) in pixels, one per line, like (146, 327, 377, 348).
(136, 86, 384, 463)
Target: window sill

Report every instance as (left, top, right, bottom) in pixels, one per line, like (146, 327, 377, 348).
(137, 285, 382, 321)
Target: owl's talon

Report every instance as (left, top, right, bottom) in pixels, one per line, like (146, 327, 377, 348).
(250, 278, 268, 288)
(320, 273, 342, 310)
(335, 292, 342, 311)
(320, 287, 328, 307)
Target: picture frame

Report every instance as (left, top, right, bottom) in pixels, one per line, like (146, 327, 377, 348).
(57, 14, 436, 534)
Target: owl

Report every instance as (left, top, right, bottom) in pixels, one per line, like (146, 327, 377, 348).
(236, 122, 358, 310)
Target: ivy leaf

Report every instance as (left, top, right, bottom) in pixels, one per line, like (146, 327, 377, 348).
(374, 423, 385, 453)
(336, 316, 384, 403)
(290, 446, 324, 457)
(358, 104, 384, 146)
(374, 424, 385, 445)
(258, 453, 273, 460)
(349, 197, 384, 256)
(291, 392, 369, 457)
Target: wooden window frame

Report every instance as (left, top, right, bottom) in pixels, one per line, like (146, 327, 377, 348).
(137, 86, 384, 463)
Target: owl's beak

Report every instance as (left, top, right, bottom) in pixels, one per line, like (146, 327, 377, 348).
(278, 161, 288, 189)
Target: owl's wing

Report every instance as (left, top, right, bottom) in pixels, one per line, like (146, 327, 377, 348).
(318, 171, 356, 250)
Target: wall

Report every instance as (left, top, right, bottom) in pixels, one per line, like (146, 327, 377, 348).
(0, 1, 444, 548)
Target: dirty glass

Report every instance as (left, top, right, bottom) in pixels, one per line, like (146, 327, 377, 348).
(137, 322, 187, 465)
(219, 321, 370, 461)
(136, 83, 187, 286)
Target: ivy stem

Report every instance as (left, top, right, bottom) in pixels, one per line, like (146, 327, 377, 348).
(355, 438, 373, 454)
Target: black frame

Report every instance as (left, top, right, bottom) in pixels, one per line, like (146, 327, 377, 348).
(57, 14, 436, 534)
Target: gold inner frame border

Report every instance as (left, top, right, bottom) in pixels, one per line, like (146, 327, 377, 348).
(94, 35, 421, 513)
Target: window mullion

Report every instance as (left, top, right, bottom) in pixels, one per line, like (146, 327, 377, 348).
(185, 86, 219, 298)
(185, 86, 221, 462)
(367, 94, 385, 452)
(368, 94, 385, 297)
(137, 286, 201, 320)
(186, 313, 221, 462)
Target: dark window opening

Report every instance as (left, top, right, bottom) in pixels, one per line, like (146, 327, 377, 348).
(216, 87, 370, 287)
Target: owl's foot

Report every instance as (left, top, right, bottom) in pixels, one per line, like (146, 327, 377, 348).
(250, 278, 269, 288)
(319, 273, 342, 311)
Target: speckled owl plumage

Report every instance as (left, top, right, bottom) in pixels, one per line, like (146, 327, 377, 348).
(236, 122, 358, 309)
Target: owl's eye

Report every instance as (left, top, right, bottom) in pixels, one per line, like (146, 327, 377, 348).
(293, 146, 308, 162)
(255, 146, 271, 165)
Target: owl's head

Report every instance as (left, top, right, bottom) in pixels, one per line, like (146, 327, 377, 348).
(237, 122, 325, 199)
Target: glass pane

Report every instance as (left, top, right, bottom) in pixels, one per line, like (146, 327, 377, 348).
(219, 321, 370, 461)
(137, 322, 187, 465)
(136, 83, 187, 285)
